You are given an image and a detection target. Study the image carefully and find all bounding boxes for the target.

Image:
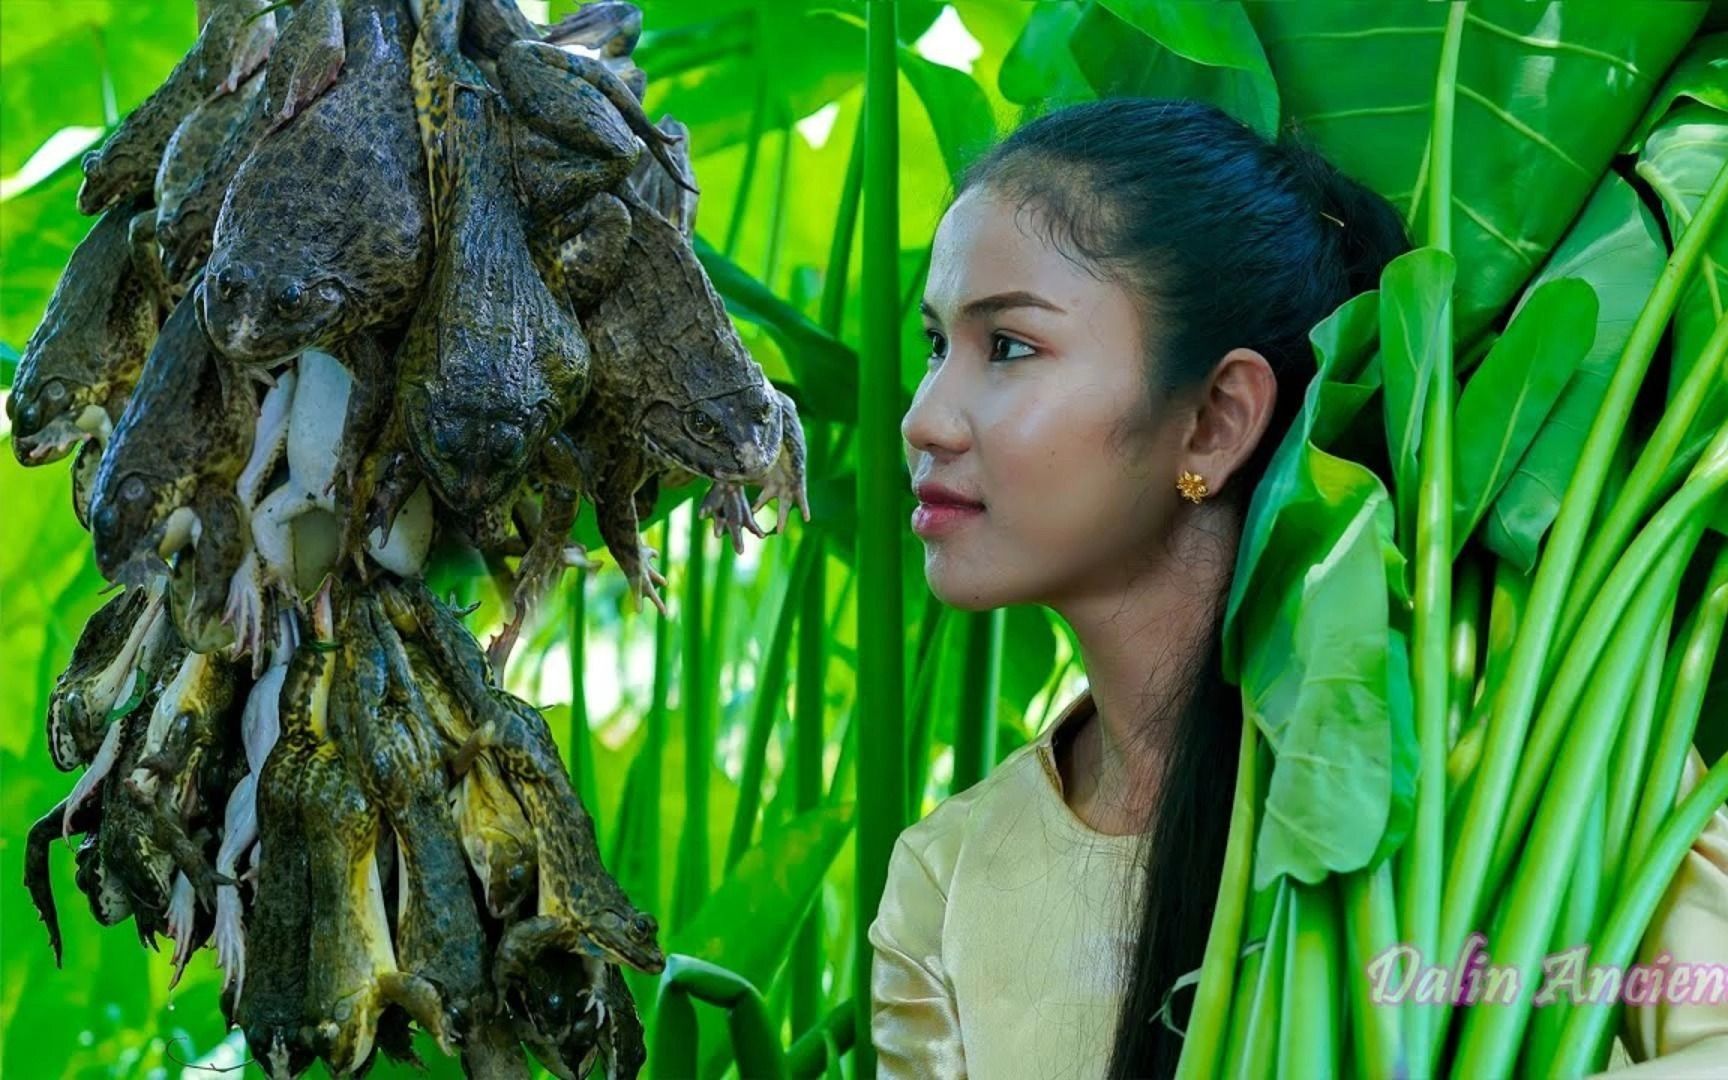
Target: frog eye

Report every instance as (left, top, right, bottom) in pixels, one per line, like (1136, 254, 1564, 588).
(120, 476, 148, 502)
(274, 282, 306, 314)
(633, 913, 657, 937)
(689, 412, 717, 438)
(42, 379, 69, 405)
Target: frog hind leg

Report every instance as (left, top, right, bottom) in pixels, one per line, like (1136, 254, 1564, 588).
(378, 969, 453, 1052)
(546, 193, 632, 313)
(25, 795, 94, 966)
(262, 0, 345, 132)
(122, 776, 235, 908)
(492, 482, 592, 674)
(594, 466, 666, 616)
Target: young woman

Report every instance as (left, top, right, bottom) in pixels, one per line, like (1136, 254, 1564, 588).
(871, 98, 1728, 1079)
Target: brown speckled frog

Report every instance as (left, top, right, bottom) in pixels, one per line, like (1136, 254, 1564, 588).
(338, 597, 487, 1051)
(88, 284, 258, 592)
(387, 579, 664, 982)
(235, 620, 326, 1079)
(541, 192, 809, 614)
(156, 0, 351, 283)
(43, 579, 172, 772)
(7, 198, 158, 467)
(142, 65, 265, 305)
(397, 0, 588, 518)
(202, 0, 432, 364)
(78, 0, 277, 216)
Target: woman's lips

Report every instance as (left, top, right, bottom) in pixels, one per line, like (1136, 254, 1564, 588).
(911, 501, 984, 538)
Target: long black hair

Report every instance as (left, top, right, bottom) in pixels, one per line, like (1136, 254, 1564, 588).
(953, 98, 1413, 1079)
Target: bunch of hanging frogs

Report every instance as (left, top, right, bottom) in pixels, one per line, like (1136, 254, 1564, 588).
(9, 0, 810, 1076)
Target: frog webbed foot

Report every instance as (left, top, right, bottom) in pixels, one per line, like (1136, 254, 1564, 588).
(262, 0, 346, 132)
(222, 552, 276, 677)
(753, 392, 811, 534)
(378, 970, 455, 1053)
(700, 481, 765, 554)
(593, 499, 666, 616)
(165, 871, 205, 987)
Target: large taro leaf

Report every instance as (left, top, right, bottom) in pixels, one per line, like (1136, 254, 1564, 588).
(998, 2, 1095, 108)
(1451, 277, 1598, 558)
(1246, 1, 1707, 345)
(1239, 450, 1410, 890)
(1639, 105, 1728, 436)
(1483, 173, 1668, 571)
(1623, 31, 1728, 154)
(1067, 0, 1279, 139)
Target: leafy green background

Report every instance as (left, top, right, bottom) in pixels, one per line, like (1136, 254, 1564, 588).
(4, 1, 1728, 1077)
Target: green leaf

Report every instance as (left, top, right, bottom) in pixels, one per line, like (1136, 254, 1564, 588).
(1484, 173, 1668, 571)
(1072, 0, 1279, 138)
(1224, 288, 1384, 683)
(1451, 277, 1598, 555)
(1247, 1, 1705, 341)
(1380, 247, 1458, 559)
(997, 2, 1094, 107)
(897, 46, 997, 183)
(1640, 104, 1728, 434)
(1243, 457, 1405, 888)
(1622, 31, 1728, 153)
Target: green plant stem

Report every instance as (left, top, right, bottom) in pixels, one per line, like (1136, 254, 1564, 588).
(1404, 6, 1465, 1070)
(1437, 157, 1728, 1057)
(1341, 859, 1405, 1079)
(723, 69, 770, 260)
(903, 601, 949, 815)
(674, 504, 712, 931)
(653, 955, 788, 1080)
(820, 109, 867, 336)
(949, 608, 1003, 794)
(1625, 543, 1728, 876)
(1447, 554, 1485, 749)
(1555, 303, 1728, 656)
(1547, 747, 1728, 1077)
(1490, 425, 1728, 891)
(1278, 878, 1341, 1078)
(792, 524, 829, 1036)
(1451, 521, 1696, 1074)
(1600, 591, 1678, 896)
(853, 3, 906, 1076)
(787, 999, 856, 1079)
(566, 567, 599, 816)
(1223, 879, 1288, 1078)
(1175, 719, 1263, 1080)
(727, 534, 819, 868)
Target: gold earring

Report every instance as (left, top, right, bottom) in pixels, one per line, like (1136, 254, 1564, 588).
(1177, 469, 1209, 504)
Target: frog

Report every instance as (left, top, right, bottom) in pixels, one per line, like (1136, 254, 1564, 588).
(396, 633, 538, 918)
(88, 284, 260, 593)
(543, 192, 808, 613)
(24, 789, 104, 966)
(201, 0, 432, 365)
(145, 66, 266, 305)
(507, 950, 603, 1080)
(44, 578, 170, 771)
(337, 597, 486, 1051)
(95, 692, 183, 943)
(157, 0, 353, 283)
(7, 197, 158, 467)
(595, 962, 647, 1080)
(388, 578, 663, 978)
(124, 649, 243, 899)
(234, 617, 328, 1078)
(399, 0, 589, 520)
(493, 40, 692, 235)
(77, 0, 278, 216)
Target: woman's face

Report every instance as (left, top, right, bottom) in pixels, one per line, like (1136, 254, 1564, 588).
(902, 185, 1187, 610)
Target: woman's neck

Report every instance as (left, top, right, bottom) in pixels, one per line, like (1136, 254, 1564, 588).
(1053, 509, 1236, 835)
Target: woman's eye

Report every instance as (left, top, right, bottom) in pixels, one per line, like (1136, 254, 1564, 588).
(989, 334, 1036, 363)
(924, 329, 947, 362)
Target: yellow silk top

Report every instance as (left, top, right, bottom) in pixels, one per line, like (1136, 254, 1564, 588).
(868, 689, 1728, 1078)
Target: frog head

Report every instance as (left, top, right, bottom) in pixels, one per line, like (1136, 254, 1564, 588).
(507, 951, 604, 1080)
(572, 882, 664, 975)
(199, 256, 350, 363)
(90, 466, 198, 587)
(640, 382, 782, 484)
(402, 385, 553, 516)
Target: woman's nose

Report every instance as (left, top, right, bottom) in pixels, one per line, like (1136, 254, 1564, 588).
(901, 367, 971, 460)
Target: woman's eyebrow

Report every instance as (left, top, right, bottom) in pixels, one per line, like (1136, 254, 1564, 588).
(919, 290, 1067, 321)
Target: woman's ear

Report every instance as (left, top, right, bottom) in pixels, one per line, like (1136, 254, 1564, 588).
(1181, 347, 1277, 499)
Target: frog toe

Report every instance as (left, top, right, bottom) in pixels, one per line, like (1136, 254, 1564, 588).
(378, 970, 453, 1052)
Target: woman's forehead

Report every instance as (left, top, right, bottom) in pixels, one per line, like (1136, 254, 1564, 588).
(926, 187, 1100, 317)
